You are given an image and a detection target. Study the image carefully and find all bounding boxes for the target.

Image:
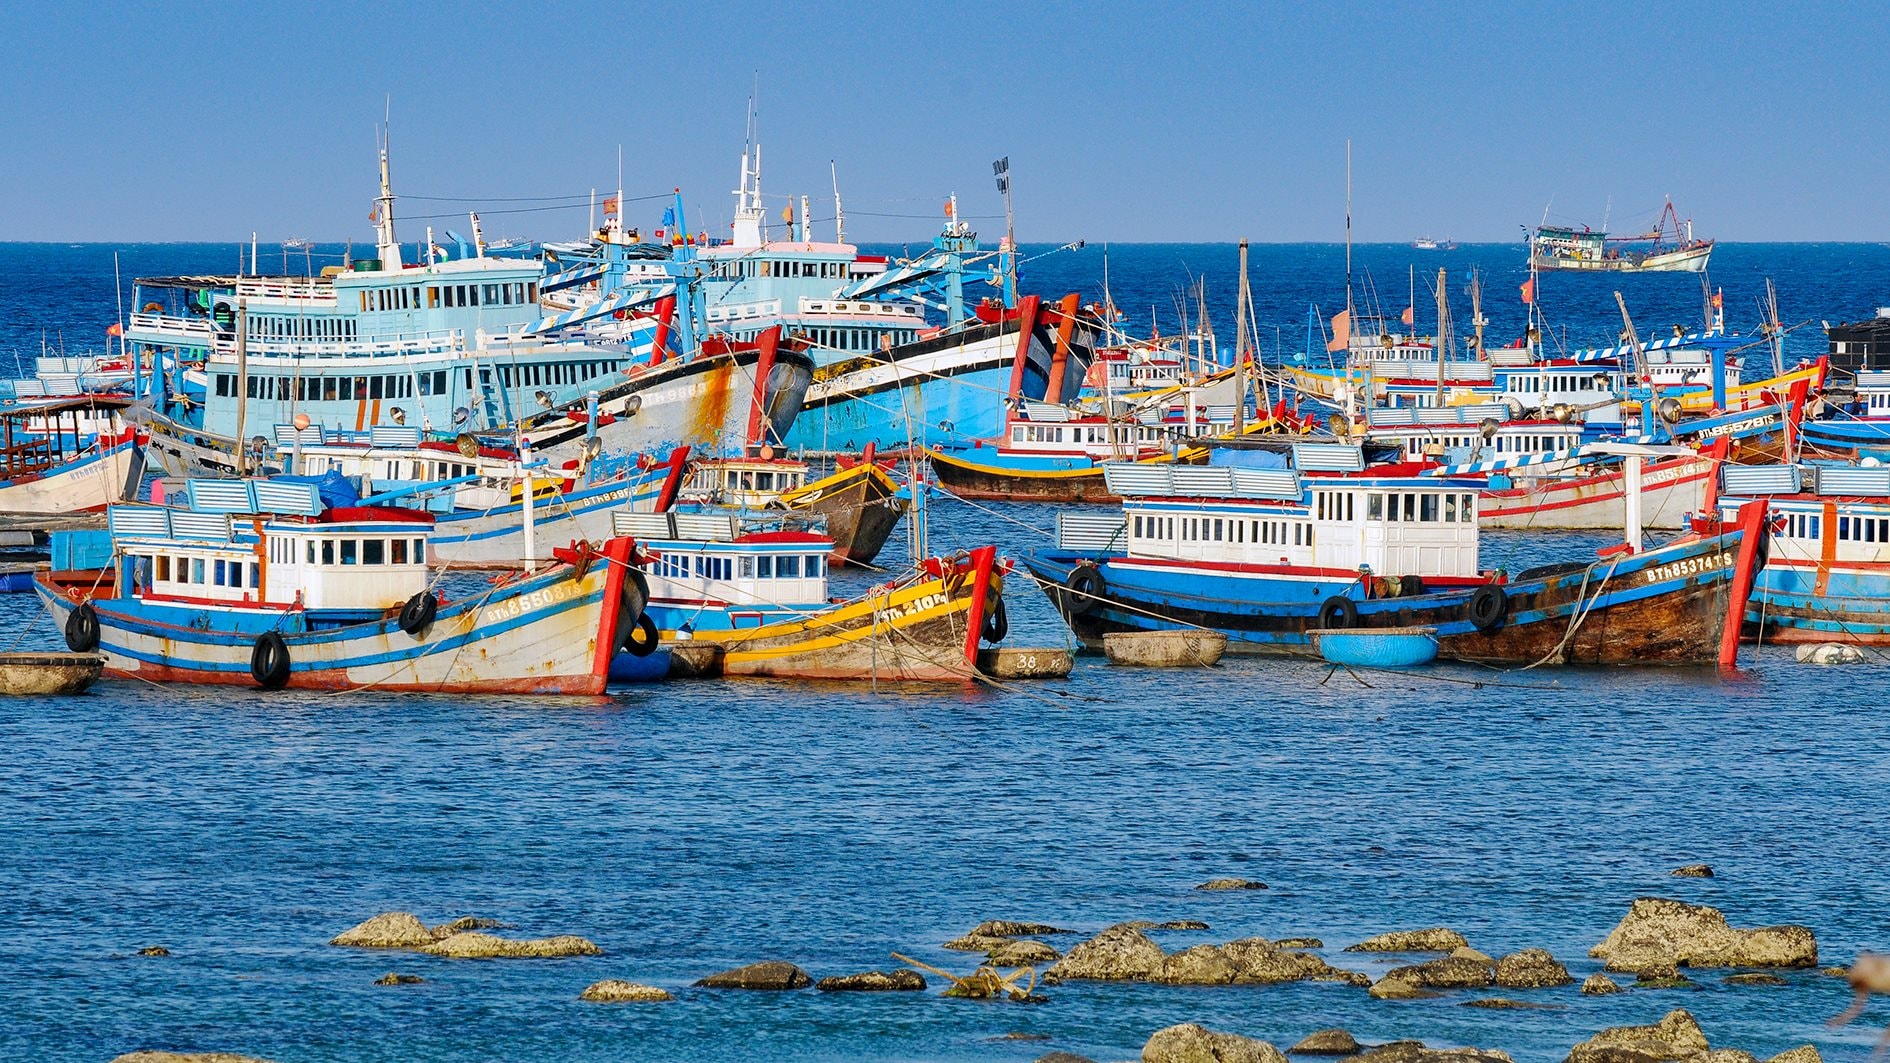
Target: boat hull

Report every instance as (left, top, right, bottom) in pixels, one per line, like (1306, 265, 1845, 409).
(1479, 455, 1715, 531)
(779, 462, 908, 567)
(1745, 558, 1890, 645)
(0, 438, 144, 515)
(1022, 531, 1741, 666)
(36, 540, 636, 694)
(925, 446, 1116, 504)
(1532, 243, 1713, 273)
(430, 472, 666, 567)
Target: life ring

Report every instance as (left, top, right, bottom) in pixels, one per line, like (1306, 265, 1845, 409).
(65, 603, 100, 652)
(1064, 564, 1105, 617)
(981, 596, 1008, 643)
(1398, 574, 1426, 598)
(398, 591, 437, 636)
(1467, 584, 1508, 633)
(1317, 595, 1358, 629)
(621, 614, 660, 658)
(250, 631, 291, 689)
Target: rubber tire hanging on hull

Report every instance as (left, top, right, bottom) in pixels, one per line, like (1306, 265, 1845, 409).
(1318, 596, 1358, 630)
(251, 632, 291, 689)
(1064, 564, 1105, 617)
(398, 592, 437, 636)
(622, 614, 660, 658)
(65, 603, 100, 652)
(982, 596, 1008, 644)
(1467, 584, 1509, 634)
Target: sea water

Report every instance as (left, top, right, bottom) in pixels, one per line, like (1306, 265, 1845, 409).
(1, 243, 1886, 1062)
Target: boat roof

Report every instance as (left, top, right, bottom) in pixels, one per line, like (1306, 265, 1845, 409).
(0, 395, 132, 417)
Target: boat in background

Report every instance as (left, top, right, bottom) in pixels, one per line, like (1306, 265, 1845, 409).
(1718, 462, 1890, 644)
(679, 446, 909, 567)
(1530, 199, 1712, 273)
(0, 397, 144, 515)
(37, 477, 648, 693)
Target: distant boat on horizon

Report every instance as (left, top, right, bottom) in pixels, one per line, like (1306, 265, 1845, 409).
(1412, 237, 1456, 251)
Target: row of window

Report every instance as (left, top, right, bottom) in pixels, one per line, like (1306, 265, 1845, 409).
(695, 468, 803, 493)
(650, 552, 829, 581)
(1368, 492, 1476, 524)
(266, 536, 427, 566)
(1011, 423, 1167, 446)
(805, 326, 913, 352)
(1133, 512, 1311, 548)
(248, 317, 359, 341)
(141, 553, 258, 591)
(1783, 513, 1821, 540)
(725, 259, 851, 280)
(1838, 515, 1890, 543)
(217, 369, 454, 401)
(358, 281, 539, 313)
(494, 360, 614, 389)
(1505, 374, 1616, 393)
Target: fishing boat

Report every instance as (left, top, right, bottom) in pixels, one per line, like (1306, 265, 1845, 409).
(0, 397, 145, 515)
(679, 447, 909, 566)
(1020, 444, 1758, 666)
(924, 401, 1182, 504)
(36, 477, 648, 694)
(613, 510, 1006, 681)
(1530, 200, 1713, 273)
(1717, 462, 1890, 644)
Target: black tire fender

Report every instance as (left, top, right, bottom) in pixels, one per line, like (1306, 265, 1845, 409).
(250, 631, 291, 689)
(981, 596, 1008, 644)
(622, 614, 660, 658)
(397, 591, 437, 636)
(1468, 584, 1509, 634)
(1064, 563, 1105, 617)
(65, 602, 100, 652)
(1318, 595, 1358, 630)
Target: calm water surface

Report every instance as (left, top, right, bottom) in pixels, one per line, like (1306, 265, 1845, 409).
(1, 244, 1887, 1061)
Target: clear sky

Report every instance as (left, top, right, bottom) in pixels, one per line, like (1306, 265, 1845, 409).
(2, 1, 1884, 244)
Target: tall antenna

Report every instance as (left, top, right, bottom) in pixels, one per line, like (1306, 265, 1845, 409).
(830, 160, 845, 244)
(1344, 139, 1353, 324)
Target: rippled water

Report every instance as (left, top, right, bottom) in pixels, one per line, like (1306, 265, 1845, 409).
(3, 244, 1889, 1062)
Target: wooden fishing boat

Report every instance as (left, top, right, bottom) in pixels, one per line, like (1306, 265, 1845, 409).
(924, 401, 1199, 504)
(1021, 445, 1759, 666)
(0, 651, 102, 695)
(0, 397, 144, 516)
(1717, 462, 1890, 644)
(36, 477, 648, 694)
(682, 448, 908, 566)
(613, 510, 1006, 681)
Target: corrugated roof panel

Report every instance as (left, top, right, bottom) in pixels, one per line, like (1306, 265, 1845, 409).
(1816, 466, 1890, 497)
(253, 480, 323, 516)
(1056, 511, 1127, 552)
(1292, 443, 1366, 472)
(1720, 465, 1801, 495)
(108, 505, 171, 541)
(188, 479, 256, 514)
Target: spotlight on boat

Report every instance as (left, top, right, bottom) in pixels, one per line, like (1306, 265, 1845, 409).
(452, 407, 471, 426)
(1592, 373, 1610, 390)
(1551, 403, 1572, 424)
(622, 395, 642, 416)
(1672, 324, 1685, 338)
(1657, 397, 1684, 423)
(1479, 417, 1500, 440)
(249, 435, 268, 456)
(456, 433, 480, 459)
(389, 406, 406, 425)
(536, 390, 553, 410)
(583, 436, 603, 462)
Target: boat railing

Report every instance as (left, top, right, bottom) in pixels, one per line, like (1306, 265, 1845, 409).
(127, 313, 218, 343)
(233, 277, 337, 304)
(224, 329, 465, 359)
(705, 299, 784, 324)
(797, 298, 925, 320)
(1056, 510, 1127, 552)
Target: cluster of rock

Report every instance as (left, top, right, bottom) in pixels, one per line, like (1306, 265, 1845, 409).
(1042, 923, 1367, 987)
(1368, 946, 1573, 1000)
(1136, 1011, 1819, 1063)
(328, 912, 582, 956)
(1589, 898, 1817, 974)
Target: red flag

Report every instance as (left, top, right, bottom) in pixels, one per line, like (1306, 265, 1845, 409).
(368, 204, 379, 223)
(106, 322, 122, 337)
(602, 195, 620, 218)
(1326, 310, 1351, 353)
(1400, 306, 1414, 326)
(1711, 290, 1723, 310)
(1520, 278, 1535, 305)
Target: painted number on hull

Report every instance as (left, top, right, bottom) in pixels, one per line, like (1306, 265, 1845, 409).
(897, 591, 948, 618)
(1643, 550, 1734, 585)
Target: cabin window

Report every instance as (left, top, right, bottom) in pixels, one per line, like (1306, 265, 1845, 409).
(214, 559, 229, 586)
(190, 558, 204, 584)
(1445, 494, 1459, 523)
(1212, 519, 1223, 542)
(739, 556, 754, 578)
(364, 539, 385, 565)
(777, 555, 801, 578)
(757, 555, 773, 578)
(808, 555, 825, 577)
(411, 538, 425, 560)
(1368, 493, 1383, 520)
(248, 562, 259, 588)
(428, 286, 439, 308)
(392, 539, 408, 564)
(156, 556, 171, 581)
(1420, 494, 1440, 522)
(1460, 493, 1474, 522)
(320, 540, 335, 565)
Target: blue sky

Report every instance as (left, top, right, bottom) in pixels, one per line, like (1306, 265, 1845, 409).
(1, 1, 1884, 244)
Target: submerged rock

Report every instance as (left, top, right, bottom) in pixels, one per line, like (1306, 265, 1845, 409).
(136, 946, 170, 957)
(695, 960, 813, 990)
(1036, 1054, 1099, 1063)
(1345, 928, 1468, 953)
(1382, 955, 1494, 989)
(1156, 920, 1212, 931)
(1635, 968, 1699, 989)
(989, 940, 1061, 967)
(1566, 1008, 1710, 1063)
(1493, 948, 1573, 988)
(1352, 1043, 1514, 1063)
(1143, 1023, 1287, 1063)
(1196, 878, 1268, 891)
(1723, 972, 1788, 986)
(1154, 938, 1366, 987)
(1276, 938, 1324, 949)
(1764, 1048, 1822, 1063)
(969, 920, 1071, 938)
(110, 1055, 280, 1063)
(1670, 865, 1715, 878)
(373, 972, 424, 986)
(945, 934, 1016, 952)
(430, 916, 507, 937)
(579, 979, 673, 1002)
(1290, 1029, 1361, 1055)
(330, 912, 435, 949)
(1590, 898, 1816, 973)
(1463, 998, 1559, 1010)
(815, 969, 926, 992)
(1044, 925, 1166, 983)
(1368, 972, 1431, 1000)
(1580, 973, 1622, 995)
(418, 932, 601, 959)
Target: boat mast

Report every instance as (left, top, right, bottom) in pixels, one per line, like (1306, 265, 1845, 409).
(1344, 140, 1354, 338)
(1434, 269, 1448, 406)
(831, 161, 845, 244)
(1234, 238, 1251, 436)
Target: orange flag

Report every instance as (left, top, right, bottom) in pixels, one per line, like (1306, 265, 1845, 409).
(1520, 278, 1536, 305)
(1326, 310, 1351, 353)
(1401, 306, 1414, 326)
(106, 322, 123, 337)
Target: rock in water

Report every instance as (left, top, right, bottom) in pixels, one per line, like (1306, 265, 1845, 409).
(1352, 1046, 1515, 1063)
(1196, 878, 1268, 891)
(1345, 928, 1468, 953)
(1670, 865, 1714, 878)
(1580, 973, 1622, 995)
(970, 920, 1071, 938)
(1156, 920, 1212, 931)
(1368, 972, 1430, 1000)
(1723, 972, 1788, 986)
(1381, 955, 1494, 989)
(330, 912, 435, 949)
(1290, 1029, 1361, 1055)
(373, 973, 424, 986)
(1795, 643, 1865, 664)
(1276, 937, 1324, 949)
(1566, 1008, 1710, 1063)
(110, 1055, 280, 1063)
(1764, 1048, 1822, 1063)
(1493, 948, 1573, 988)
(136, 946, 170, 957)
(430, 916, 506, 937)
(1155, 938, 1366, 987)
(1589, 898, 1817, 973)
(1044, 925, 1165, 983)
(815, 970, 926, 992)
(695, 960, 813, 990)
(579, 980, 674, 1002)
(1451, 946, 1496, 967)
(989, 940, 1061, 967)
(1037, 1055, 1101, 1063)
(1143, 1023, 1288, 1063)
(944, 933, 1016, 952)
(418, 932, 602, 959)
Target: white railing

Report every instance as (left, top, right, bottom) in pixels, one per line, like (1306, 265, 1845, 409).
(126, 313, 217, 342)
(234, 277, 338, 304)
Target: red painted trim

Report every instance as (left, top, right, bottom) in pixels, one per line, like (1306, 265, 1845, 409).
(1721, 500, 1768, 669)
(649, 294, 676, 367)
(744, 325, 780, 448)
(1043, 293, 1080, 405)
(654, 445, 691, 513)
(1005, 296, 1042, 400)
(591, 536, 634, 681)
(961, 544, 998, 664)
(735, 531, 831, 544)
